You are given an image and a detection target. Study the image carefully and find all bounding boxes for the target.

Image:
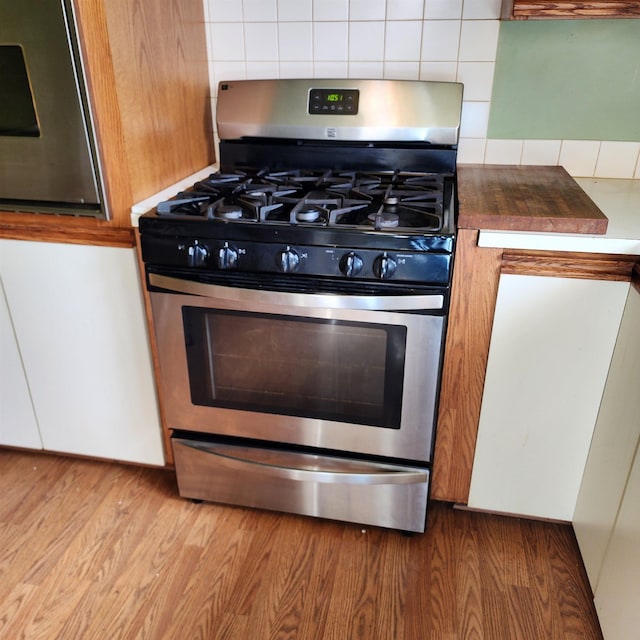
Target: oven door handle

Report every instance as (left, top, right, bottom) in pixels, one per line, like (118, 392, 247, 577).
(180, 439, 428, 485)
(149, 273, 444, 311)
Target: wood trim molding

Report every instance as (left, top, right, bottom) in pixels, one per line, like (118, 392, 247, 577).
(0, 213, 134, 248)
(507, 0, 640, 19)
(431, 230, 504, 503)
(501, 251, 638, 281)
(632, 262, 640, 294)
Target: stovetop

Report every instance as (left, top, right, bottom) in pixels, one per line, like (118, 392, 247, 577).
(139, 167, 456, 286)
(152, 168, 453, 234)
(140, 79, 462, 286)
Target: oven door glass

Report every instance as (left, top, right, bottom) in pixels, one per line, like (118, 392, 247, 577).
(183, 308, 406, 429)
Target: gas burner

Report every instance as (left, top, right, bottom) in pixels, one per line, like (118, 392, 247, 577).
(216, 204, 243, 220)
(152, 168, 449, 232)
(295, 206, 323, 223)
(368, 211, 400, 228)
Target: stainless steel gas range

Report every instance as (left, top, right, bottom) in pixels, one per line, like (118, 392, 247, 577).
(139, 79, 463, 533)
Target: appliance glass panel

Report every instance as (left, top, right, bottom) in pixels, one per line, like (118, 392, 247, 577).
(0, 45, 39, 137)
(183, 308, 406, 428)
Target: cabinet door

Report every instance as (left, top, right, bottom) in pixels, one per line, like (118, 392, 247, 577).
(594, 438, 640, 639)
(0, 277, 42, 449)
(573, 286, 640, 590)
(468, 274, 629, 521)
(0, 240, 164, 465)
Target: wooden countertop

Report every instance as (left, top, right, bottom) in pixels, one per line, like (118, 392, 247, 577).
(457, 165, 609, 235)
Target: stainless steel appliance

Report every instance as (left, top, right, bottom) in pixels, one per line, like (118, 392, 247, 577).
(139, 79, 463, 532)
(0, 0, 104, 216)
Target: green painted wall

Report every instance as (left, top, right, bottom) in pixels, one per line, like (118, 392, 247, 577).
(488, 20, 640, 141)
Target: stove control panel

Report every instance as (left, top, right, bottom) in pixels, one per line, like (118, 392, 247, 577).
(146, 236, 451, 285)
(308, 88, 359, 115)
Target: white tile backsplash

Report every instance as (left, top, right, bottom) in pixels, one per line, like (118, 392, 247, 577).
(313, 22, 349, 60)
(244, 23, 279, 61)
(559, 141, 601, 177)
(277, 0, 312, 21)
(456, 61, 494, 101)
(243, 0, 277, 22)
(313, 0, 349, 22)
(595, 142, 640, 179)
(521, 140, 562, 166)
(387, 0, 425, 21)
(459, 20, 499, 62)
(421, 20, 461, 62)
(348, 61, 384, 78)
(462, 0, 502, 20)
(384, 61, 421, 79)
(210, 23, 245, 61)
(349, 0, 386, 21)
(420, 61, 458, 82)
(207, 0, 243, 22)
(349, 22, 385, 61)
(385, 20, 423, 61)
(278, 22, 313, 61)
(204, 2, 638, 179)
(460, 101, 490, 138)
(485, 139, 524, 164)
(424, 0, 463, 19)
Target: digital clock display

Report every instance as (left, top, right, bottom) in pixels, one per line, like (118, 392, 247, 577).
(309, 89, 359, 115)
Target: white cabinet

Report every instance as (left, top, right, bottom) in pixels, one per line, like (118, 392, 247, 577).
(573, 284, 640, 640)
(594, 439, 640, 639)
(0, 239, 164, 466)
(468, 273, 629, 521)
(573, 284, 640, 588)
(0, 277, 42, 449)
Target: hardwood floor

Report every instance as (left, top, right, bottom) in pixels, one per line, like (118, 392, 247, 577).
(0, 450, 602, 640)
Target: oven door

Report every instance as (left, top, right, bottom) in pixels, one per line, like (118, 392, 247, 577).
(0, 0, 101, 212)
(148, 272, 446, 464)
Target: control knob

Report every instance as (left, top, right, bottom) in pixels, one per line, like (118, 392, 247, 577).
(339, 251, 364, 277)
(277, 247, 300, 273)
(217, 242, 239, 270)
(373, 253, 397, 280)
(186, 240, 208, 267)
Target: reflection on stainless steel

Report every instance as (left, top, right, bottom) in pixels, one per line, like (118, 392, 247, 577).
(217, 79, 463, 145)
(149, 273, 444, 311)
(150, 287, 443, 463)
(173, 437, 430, 532)
(0, 0, 102, 213)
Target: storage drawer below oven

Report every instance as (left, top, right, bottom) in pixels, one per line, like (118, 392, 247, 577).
(172, 436, 430, 533)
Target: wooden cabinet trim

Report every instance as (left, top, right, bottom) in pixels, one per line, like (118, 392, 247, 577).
(0, 213, 134, 248)
(503, 0, 640, 19)
(432, 237, 637, 504)
(432, 230, 503, 503)
(501, 250, 638, 281)
(632, 263, 640, 294)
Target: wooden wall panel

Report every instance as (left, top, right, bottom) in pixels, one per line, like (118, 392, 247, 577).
(101, 0, 213, 206)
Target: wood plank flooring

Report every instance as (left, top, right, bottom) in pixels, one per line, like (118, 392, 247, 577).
(0, 450, 602, 639)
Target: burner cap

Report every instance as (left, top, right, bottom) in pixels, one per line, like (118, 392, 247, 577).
(216, 204, 243, 220)
(383, 195, 399, 206)
(296, 206, 322, 223)
(368, 211, 400, 228)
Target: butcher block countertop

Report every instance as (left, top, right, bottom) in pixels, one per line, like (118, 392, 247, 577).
(457, 165, 608, 234)
(458, 165, 640, 256)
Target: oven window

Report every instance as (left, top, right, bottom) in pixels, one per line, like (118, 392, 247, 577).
(183, 308, 406, 429)
(0, 46, 40, 137)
